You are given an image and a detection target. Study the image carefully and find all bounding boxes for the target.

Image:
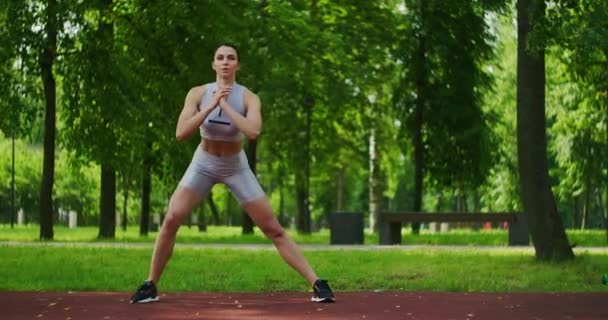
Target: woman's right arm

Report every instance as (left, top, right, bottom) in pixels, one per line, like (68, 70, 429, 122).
(175, 86, 214, 141)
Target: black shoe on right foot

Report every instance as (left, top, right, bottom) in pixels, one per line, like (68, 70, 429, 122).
(311, 279, 335, 303)
(130, 280, 160, 304)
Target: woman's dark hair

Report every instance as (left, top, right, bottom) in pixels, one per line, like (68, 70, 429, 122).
(215, 43, 240, 62)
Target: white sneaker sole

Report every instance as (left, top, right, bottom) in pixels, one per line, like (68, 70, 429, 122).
(130, 296, 160, 304)
(311, 296, 335, 303)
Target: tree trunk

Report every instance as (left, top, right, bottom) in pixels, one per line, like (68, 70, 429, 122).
(11, 112, 15, 228)
(207, 190, 220, 225)
(595, 189, 604, 230)
(369, 128, 378, 231)
(140, 144, 151, 236)
(411, 0, 427, 235)
(572, 195, 579, 229)
(225, 190, 233, 226)
(516, 0, 573, 260)
(279, 183, 287, 227)
(121, 173, 128, 231)
(297, 94, 314, 233)
(295, 0, 316, 234)
(581, 177, 590, 230)
(98, 165, 116, 238)
(295, 95, 312, 234)
(197, 205, 207, 232)
(473, 189, 481, 213)
(297, 95, 314, 234)
(336, 168, 344, 212)
(604, 68, 608, 242)
(603, 188, 608, 242)
(457, 192, 468, 212)
(296, 173, 310, 233)
(96, 0, 116, 239)
(436, 192, 444, 211)
(38, 0, 58, 240)
(242, 141, 256, 234)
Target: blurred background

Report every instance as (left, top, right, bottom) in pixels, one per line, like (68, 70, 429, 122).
(0, 0, 606, 242)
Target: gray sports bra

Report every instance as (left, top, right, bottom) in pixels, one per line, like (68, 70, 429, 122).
(199, 82, 246, 141)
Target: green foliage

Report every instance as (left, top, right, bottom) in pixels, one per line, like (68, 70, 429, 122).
(545, 0, 608, 228)
(54, 151, 100, 225)
(0, 134, 42, 221)
(547, 0, 608, 84)
(394, 0, 502, 198)
(0, 134, 100, 224)
(0, 1, 44, 142)
(480, 10, 521, 212)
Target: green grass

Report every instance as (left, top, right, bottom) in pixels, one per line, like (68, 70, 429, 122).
(1, 224, 607, 246)
(0, 224, 339, 244)
(402, 229, 608, 246)
(0, 245, 607, 292)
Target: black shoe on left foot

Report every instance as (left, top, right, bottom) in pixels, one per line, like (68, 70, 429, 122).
(311, 279, 335, 303)
(130, 280, 160, 304)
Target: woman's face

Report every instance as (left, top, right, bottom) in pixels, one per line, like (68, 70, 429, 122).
(212, 46, 240, 77)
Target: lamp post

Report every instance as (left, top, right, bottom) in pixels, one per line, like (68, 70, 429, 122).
(11, 107, 15, 228)
(11, 54, 21, 229)
(12, 50, 25, 228)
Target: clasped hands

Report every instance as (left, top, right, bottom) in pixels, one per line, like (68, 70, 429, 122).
(211, 86, 232, 111)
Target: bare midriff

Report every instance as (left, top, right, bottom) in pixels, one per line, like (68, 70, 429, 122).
(201, 138, 242, 157)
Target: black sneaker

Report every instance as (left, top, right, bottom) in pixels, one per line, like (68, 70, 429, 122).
(311, 279, 335, 303)
(130, 280, 160, 304)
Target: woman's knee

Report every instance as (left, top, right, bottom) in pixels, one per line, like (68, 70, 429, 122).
(162, 187, 201, 232)
(260, 222, 286, 240)
(242, 197, 286, 240)
(162, 210, 184, 232)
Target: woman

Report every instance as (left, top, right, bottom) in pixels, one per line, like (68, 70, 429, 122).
(130, 44, 335, 304)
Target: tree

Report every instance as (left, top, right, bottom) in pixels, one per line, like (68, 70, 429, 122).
(7, 0, 66, 239)
(38, 0, 58, 240)
(1, 0, 80, 234)
(394, 0, 502, 233)
(480, 11, 522, 213)
(301, 1, 401, 231)
(547, 0, 608, 235)
(62, 0, 134, 238)
(516, 0, 573, 260)
(396, 0, 429, 234)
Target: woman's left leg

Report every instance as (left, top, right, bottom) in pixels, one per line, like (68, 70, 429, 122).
(242, 197, 318, 286)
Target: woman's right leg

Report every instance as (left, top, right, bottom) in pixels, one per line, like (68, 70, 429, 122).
(148, 186, 203, 284)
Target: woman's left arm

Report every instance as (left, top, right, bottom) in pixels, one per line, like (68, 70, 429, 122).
(219, 89, 262, 140)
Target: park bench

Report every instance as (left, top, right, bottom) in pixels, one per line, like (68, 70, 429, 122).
(379, 212, 529, 246)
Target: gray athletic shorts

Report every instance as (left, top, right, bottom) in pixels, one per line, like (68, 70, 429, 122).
(178, 146, 265, 204)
